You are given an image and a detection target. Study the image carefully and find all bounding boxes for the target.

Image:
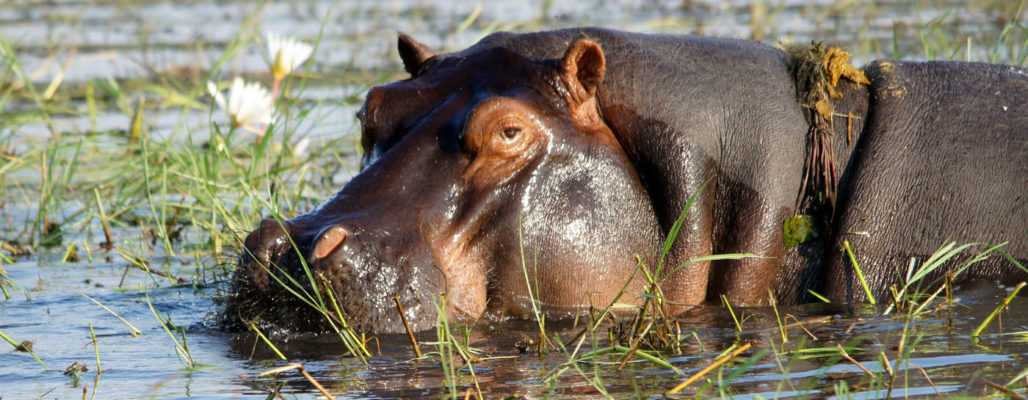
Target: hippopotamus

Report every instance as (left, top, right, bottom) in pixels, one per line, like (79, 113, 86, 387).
(224, 28, 1027, 334)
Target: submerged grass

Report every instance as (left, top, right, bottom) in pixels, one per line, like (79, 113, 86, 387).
(145, 294, 196, 370)
(0, 328, 46, 369)
(974, 281, 1027, 338)
(87, 323, 101, 400)
(83, 294, 142, 337)
(431, 293, 485, 400)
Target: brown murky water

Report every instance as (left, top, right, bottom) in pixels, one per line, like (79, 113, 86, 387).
(2, 1, 1026, 398)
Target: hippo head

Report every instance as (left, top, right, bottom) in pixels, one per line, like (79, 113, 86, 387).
(226, 34, 662, 334)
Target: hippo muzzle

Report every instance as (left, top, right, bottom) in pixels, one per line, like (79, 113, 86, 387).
(225, 216, 446, 334)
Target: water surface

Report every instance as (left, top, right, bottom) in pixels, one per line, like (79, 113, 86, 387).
(2, 0, 1026, 398)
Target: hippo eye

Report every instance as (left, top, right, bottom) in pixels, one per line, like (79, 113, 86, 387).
(501, 127, 521, 140)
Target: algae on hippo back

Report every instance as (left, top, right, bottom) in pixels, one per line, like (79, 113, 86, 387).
(873, 61, 911, 98)
(786, 42, 870, 214)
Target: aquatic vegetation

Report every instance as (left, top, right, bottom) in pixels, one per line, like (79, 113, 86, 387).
(207, 78, 275, 135)
(0, 0, 1025, 398)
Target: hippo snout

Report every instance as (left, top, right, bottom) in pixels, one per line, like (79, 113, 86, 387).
(311, 225, 349, 261)
(309, 225, 447, 332)
(238, 218, 295, 292)
(226, 219, 445, 334)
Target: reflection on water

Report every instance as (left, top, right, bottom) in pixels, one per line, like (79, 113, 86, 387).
(1, 0, 1026, 398)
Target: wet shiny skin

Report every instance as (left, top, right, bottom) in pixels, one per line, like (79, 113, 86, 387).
(228, 29, 1027, 334)
(228, 38, 661, 333)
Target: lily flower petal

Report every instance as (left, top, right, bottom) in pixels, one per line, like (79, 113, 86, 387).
(266, 32, 314, 80)
(209, 77, 275, 135)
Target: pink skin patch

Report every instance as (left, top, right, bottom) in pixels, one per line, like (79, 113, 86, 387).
(313, 226, 349, 260)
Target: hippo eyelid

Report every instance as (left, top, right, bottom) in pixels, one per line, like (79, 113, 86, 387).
(502, 126, 522, 140)
(456, 97, 495, 146)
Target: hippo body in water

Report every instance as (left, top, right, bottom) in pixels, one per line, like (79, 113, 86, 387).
(225, 28, 1027, 334)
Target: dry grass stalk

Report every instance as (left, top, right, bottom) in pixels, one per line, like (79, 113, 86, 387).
(258, 363, 334, 399)
(394, 294, 423, 358)
(665, 342, 752, 395)
(836, 344, 874, 378)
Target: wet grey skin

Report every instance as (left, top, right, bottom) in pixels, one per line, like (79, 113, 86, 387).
(225, 28, 1028, 334)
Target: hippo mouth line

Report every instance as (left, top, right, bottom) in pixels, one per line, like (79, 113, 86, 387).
(224, 204, 490, 335)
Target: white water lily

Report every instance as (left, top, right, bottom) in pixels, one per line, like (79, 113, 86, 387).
(267, 32, 313, 81)
(207, 78, 275, 135)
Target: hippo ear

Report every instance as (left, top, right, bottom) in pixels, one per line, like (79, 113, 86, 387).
(560, 39, 606, 105)
(397, 32, 436, 75)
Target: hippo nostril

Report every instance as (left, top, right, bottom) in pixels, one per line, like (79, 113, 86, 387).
(245, 218, 290, 260)
(313, 225, 349, 260)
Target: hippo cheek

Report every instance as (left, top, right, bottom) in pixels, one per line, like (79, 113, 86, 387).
(307, 226, 446, 333)
(434, 251, 489, 323)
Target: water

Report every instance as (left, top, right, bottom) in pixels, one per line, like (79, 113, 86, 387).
(5, 259, 1028, 398)
(6, 0, 1021, 146)
(2, 0, 1026, 398)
